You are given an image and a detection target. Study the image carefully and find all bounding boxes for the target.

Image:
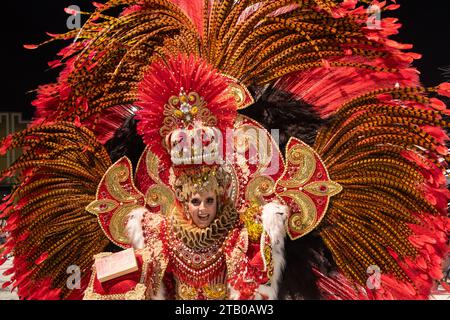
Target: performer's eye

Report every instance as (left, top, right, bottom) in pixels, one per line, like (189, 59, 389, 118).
(206, 197, 215, 204)
(191, 198, 201, 206)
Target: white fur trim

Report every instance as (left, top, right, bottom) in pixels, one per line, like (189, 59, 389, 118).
(260, 201, 289, 299)
(126, 207, 147, 250)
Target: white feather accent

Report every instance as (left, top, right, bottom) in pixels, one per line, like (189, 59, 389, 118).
(126, 207, 147, 250)
(260, 201, 289, 299)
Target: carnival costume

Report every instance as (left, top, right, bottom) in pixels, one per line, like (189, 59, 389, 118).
(0, 0, 449, 300)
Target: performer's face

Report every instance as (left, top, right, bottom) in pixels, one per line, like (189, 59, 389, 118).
(188, 191, 217, 228)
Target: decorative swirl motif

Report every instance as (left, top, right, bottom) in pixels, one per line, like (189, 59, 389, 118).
(160, 90, 218, 145)
(245, 175, 275, 206)
(106, 164, 137, 202)
(275, 138, 342, 240)
(281, 191, 317, 235)
(145, 150, 163, 184)
(229, 83, 246, 107)
(109, 203, 141, 245)
(279, 145, 316, 188)
(303, 181, 343, 197)
(144, 149, 177, 216)
(222, 75, 254, 110)
(87, 157, 146, 248)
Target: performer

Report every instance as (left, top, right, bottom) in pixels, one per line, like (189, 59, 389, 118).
(81, 57, 292, 300)
(0, 0, 449, 300)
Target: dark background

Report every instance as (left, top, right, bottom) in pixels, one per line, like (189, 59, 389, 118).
(1, 0, 449, 120)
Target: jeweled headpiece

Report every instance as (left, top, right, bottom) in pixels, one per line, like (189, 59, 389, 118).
(136, 54, 243, 166)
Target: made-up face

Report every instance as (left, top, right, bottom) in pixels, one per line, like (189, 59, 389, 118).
(187, 191, 217, 228)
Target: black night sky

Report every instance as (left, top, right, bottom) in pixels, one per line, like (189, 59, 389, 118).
(1, 0, 449, 120)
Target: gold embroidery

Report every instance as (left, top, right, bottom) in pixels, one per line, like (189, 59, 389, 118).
(263, 245, 273, 278)
(160, 90, 217, 145)
(240, 204, 263, 243)
(203, 283, 227, 300)
(124, 284, 147, 300)
(177, 283, 198, 300)
(141, 215, 169, 298)
(106, 164, 137, 202)
(225, 228, 248, 279)
(281, 191, 317, 235)
(175, 282, 227, 300)
(221, 74, 255, 110)
(109, 203, 141, 244)
(83, 261, 147, 300)
(145, 149, 164, 184)
(275, 138, 342, 240)
(146, 184, 176, 216)
(87, 157, 146, 247)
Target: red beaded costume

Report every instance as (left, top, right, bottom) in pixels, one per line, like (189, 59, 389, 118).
(0, 0, 449, 300)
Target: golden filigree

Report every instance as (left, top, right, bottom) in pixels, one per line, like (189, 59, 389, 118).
(303, 181, 343, 197)
(86, 199, 119, 216)
(146, 185, 176, 216)
(177, 283, 198, 300)
(263, 244, 273, 278)
(144, 149, 177, 216)
(275, 138, 342, 240)
(245, 176, 275, 206)
(203, 283, 227, 300)
(87, 157, 146, 248)
(240, 204, 263, 243)
(281, 191, 317, 235)
(225, 228, 249, 279)
(105, 164, 137, 202)
(124, 283, 147, 300)
(141, 215, 169, 298)
(279, 145, 316, 188)
(160, 90, 217, 144)
(222, 74, 255, 110)
(145, 150, 164, 184)
(229, 83, 246, 107)
(83, 259, 148, 300)
(109, 203, 141, 245)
